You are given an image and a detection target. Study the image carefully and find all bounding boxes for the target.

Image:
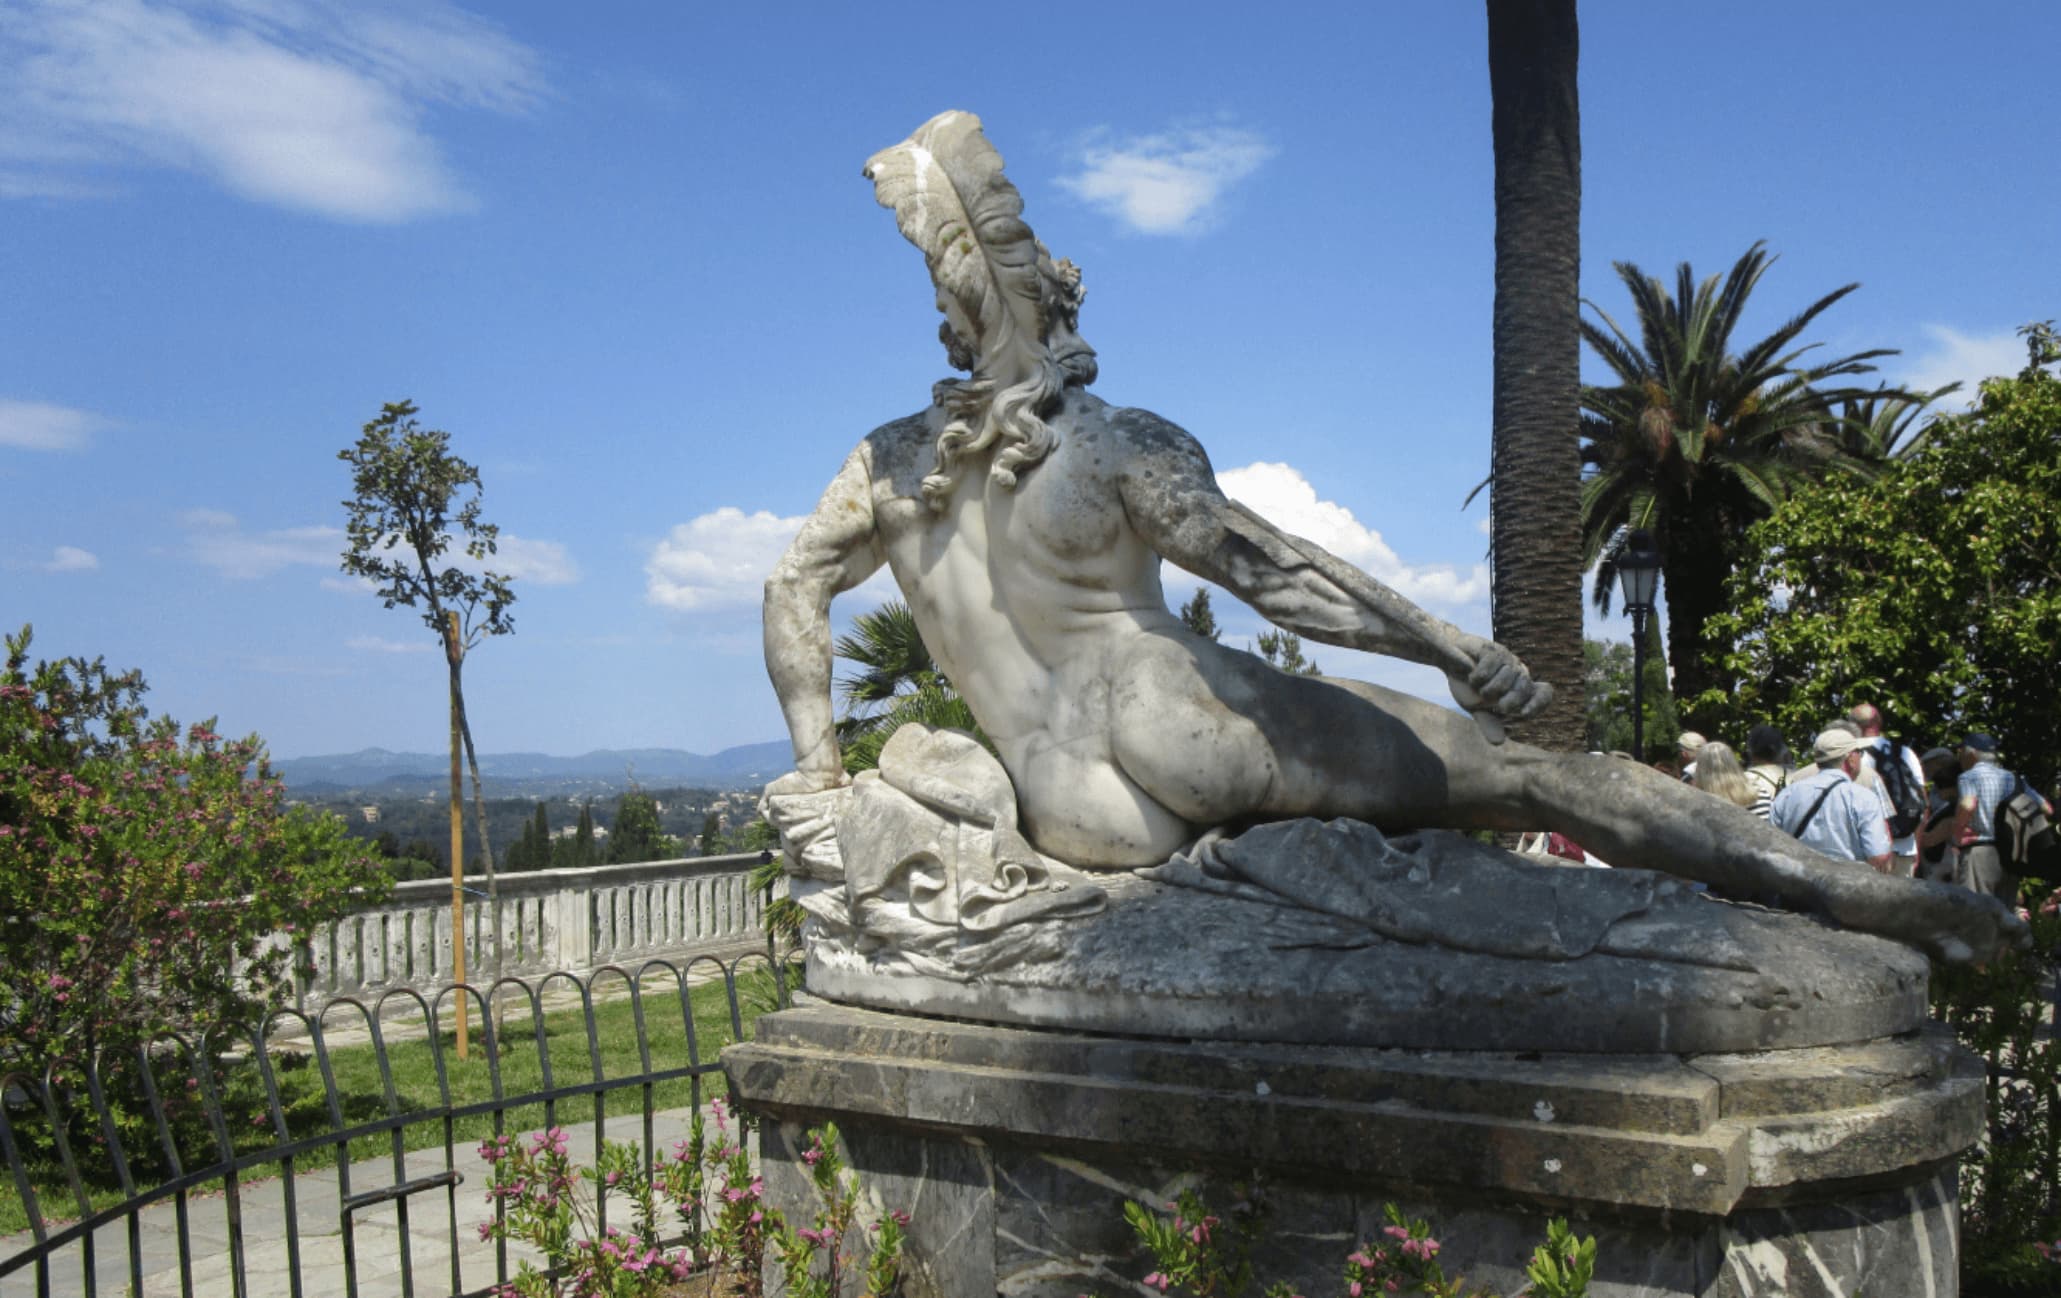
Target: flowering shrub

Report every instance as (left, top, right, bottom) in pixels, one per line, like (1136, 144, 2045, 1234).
(0, 625, 389, 1080)
(1116, 1192, 1595, 1298)
(479, 1126, 701, 1297)
(480, 1102, 904, 1298)
(1122, 1188, 1266, 1297)
(768, 1121, 906, 1298)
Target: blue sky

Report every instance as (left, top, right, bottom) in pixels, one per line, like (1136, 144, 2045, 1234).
(4, 1, 2056, 761)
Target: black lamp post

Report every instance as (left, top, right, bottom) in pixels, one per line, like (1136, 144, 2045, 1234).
(1615, 529, 1663, 763)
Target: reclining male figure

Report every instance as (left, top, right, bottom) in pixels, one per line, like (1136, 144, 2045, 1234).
(763, 111, 2022, 966)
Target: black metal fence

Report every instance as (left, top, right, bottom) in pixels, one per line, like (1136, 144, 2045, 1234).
(1, 953, 792, 1297)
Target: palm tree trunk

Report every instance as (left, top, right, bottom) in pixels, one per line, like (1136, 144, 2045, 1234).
(1487, 0, 1585, 752)
(1659, 528, 1733, 726)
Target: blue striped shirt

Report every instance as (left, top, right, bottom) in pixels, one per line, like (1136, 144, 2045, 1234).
(1958, 760, 2020, 841)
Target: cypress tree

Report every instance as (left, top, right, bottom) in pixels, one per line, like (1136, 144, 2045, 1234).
(575, 803, 595, 868)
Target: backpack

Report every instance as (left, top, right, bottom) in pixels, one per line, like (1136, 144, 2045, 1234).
(1998, 776, 2059, 876)
(1872, 740, 1927, 838)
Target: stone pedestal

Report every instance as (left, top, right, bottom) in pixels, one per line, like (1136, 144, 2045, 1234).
(725, 1001, 1980, 1298)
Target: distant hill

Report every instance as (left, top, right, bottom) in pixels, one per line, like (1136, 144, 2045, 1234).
(274, 742, 793, 797)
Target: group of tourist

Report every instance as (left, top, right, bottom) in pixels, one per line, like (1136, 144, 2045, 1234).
(1668, 705, 2055, 905)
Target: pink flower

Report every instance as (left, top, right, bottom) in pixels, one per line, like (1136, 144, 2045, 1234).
(1143, 1273, 1171, 1293)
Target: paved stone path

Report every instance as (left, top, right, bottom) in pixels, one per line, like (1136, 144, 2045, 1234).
(2, 1105, 711, 1297)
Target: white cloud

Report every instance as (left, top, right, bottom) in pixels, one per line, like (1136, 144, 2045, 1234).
(0, 0, 543, 222)
(346, 634, 430, 654)
(45, 545, 99, 572)
(0, 399, 103, 450)
(1212, 462, 1489, 607)
(358, 529, 579, 585)
(483, 533, 577, 585)
(320, 575, 375, 594)
(1057, 124, 1273, 235)
(1900, 325, 2030, 408)
(179, 508, 340, 578)
(646, 507, 804, 612)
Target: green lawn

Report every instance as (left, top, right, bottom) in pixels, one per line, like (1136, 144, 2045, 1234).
(0, 965, 787, 1237)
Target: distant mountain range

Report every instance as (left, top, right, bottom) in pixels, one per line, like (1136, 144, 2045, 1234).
(274, 743, 793, 797)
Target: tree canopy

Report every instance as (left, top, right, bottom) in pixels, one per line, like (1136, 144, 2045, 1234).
(1178, 588, 1221, 642)
(2, 626, 387, 1075)
(339, 401, 515, 643)
(1579, 243, 1905, 716)
(1579, 624, 1679, 759)
(833, 601, 984, 772)
(1693, 324, 2061, 787)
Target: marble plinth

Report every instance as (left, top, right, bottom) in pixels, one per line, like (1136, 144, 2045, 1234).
(724, 1001, 1980, 1297)
(805, 865, 1933, 1056)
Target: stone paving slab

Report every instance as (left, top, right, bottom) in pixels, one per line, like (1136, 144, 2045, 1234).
(1, 1106, 711, 1298)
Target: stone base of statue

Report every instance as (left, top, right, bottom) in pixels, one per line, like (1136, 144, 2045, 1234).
(726, 1000, 1975, 1298)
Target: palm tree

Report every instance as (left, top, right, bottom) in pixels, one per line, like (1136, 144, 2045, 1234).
(1579, 241, 1908, 713)
(1485, 0, 1586, 752)
(832, 601, 984, 772)
(1833, 384, 1959, 463)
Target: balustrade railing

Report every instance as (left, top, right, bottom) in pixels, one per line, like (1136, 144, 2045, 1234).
(296, 854, 769, 1014)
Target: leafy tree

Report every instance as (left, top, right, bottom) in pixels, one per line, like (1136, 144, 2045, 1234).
(699, 811, 723, 856)
(1178, 588, 1221, 641)
(1579, 243, 1908, 718)
(1694, 323, 2061, 788)
(340, 400, 515, 1038)
(833, 601, 985, 773)
(1484, 0, 1586, 752)
(1, 626, 389, 1077)
(1255, 628, 1319, 675)
(608, 789, 675, 865)
(1580, 624, 1679, 757)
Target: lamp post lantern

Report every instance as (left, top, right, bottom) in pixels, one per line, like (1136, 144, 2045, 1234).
(1615, 529, 1663, 763)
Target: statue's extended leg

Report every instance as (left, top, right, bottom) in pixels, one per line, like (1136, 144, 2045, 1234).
(1109, 641, 2024, 964)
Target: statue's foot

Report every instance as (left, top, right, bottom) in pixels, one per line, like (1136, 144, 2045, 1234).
(1816, 869, 2030, 965)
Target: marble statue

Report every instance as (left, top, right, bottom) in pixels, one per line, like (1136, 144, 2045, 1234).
(760, 109, 2023, 972)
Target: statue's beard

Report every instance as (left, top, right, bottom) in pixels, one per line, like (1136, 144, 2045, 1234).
(921, 345, 1096, 513)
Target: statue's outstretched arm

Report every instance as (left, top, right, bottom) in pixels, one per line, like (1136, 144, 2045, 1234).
(764, 446, 887, 789)
(1118, 416, 1550, 731)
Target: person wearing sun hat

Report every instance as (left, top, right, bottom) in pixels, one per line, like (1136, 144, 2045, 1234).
(1770, 727, 1893, 871)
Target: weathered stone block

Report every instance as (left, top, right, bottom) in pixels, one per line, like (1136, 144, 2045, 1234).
(727, 1001, 1977, 1297)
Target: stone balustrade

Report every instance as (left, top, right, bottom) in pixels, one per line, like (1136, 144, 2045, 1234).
(294, 853, 770, 1012)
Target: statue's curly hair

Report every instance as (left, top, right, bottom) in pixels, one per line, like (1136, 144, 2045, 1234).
(921, 256, 1095, 513)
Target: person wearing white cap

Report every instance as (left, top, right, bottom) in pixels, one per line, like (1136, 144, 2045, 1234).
(1770, 728, 1893, 871)
(1677, 731, 1706, 782)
